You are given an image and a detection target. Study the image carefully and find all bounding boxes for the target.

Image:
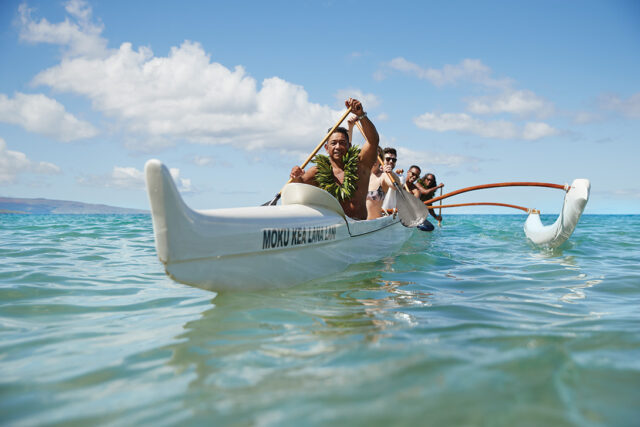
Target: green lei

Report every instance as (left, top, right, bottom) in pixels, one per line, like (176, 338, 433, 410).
(313, 145, 360, 202)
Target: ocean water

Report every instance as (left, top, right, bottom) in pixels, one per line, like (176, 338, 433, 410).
(1, 214, 638, 426)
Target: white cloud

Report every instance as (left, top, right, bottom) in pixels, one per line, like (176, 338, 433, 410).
(193, 155, 213, 166)
(0, 92, 98, 141)
(599, 92, 640, 119)
(466, 90, 554, 118)
(570, 92, 639, 124)
(522, 122, 558, 140)
(396, 146, 476, 169)
(78, 165, 192, 192)
(0, 138, 61, 183)
(372, 69, 387, 82)
(380, 56, 558, 131)
(109, 166, 145, 189)
(382, 57, 511, 88)
(572, 111, 604, 124)
(334, 88, 380, 109)
(16, 2, 360, 154)
(30, 38, 342, 151)
(20, 3, 347, 153)
(0, 140, 30, 184)
(611, 188, 640, 199)
(19, 0, 108, 58)
(413, 112, 558, 141)
(414, 112, 516, 138)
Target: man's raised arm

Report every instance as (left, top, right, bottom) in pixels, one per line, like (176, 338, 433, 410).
(346, 98, 379, 167)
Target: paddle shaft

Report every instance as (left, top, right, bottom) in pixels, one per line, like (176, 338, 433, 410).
(423, 182, 566, 205)
(438, 187, 442, 226)
(306, 108, 353, 168)
(356, 121, 430, 227)
(355, 122, 398, 188)
(287, 107, 353, 184)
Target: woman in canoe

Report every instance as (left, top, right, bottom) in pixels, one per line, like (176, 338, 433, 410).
(366, 147, 401, 219)
(405, 166, 444, 222)
(421, 173, 444, 223)
(289, 98, 380, 220)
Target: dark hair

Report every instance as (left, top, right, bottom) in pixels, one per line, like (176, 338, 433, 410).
(382, 147, 397, 156)
(409, 165, 421, 174)
(327, 126, 350, 144)
(423, 173, 437, 188)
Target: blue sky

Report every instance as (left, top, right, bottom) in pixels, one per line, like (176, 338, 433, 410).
(1, 0, 638, 214)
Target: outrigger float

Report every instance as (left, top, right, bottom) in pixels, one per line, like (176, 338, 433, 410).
(145, 158, 589, 292)
(524, 179, 590, 247)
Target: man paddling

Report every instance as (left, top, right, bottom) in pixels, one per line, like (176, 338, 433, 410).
(290, 98, 380, 220)
(403, 165, 441, 230)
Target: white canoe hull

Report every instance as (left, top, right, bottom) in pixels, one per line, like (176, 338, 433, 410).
(145, 159, 413, 291)
(524, 178, 590, 248)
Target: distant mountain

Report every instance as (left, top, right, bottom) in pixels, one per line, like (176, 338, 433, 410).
(0, 197, 149, 215)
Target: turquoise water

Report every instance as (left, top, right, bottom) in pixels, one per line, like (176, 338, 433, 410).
(1, 214, 638, 426)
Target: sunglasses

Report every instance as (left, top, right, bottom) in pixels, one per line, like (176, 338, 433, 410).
(384, 157, 397, 162)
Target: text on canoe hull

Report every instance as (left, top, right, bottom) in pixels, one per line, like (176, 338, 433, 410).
(262, 225, 338, 249)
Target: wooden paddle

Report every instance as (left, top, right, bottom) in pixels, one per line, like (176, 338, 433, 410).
(263, 107, 353, 206)
(356, 122, 429, 228)
(438, 187, 442, 226)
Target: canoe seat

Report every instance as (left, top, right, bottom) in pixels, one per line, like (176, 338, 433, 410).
(281, 183, 346, 219)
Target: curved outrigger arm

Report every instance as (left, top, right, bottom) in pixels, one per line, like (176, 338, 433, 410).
(429, 202, 539, 213)
(423, 181, 568, 205)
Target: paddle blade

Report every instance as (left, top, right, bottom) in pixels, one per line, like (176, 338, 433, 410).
(262, 193, 281, 206)
(417, 219, 434, 232)
(393, 183, 430, 227)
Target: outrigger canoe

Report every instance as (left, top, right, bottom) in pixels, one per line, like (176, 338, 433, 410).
(145, 159, 414, 292)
